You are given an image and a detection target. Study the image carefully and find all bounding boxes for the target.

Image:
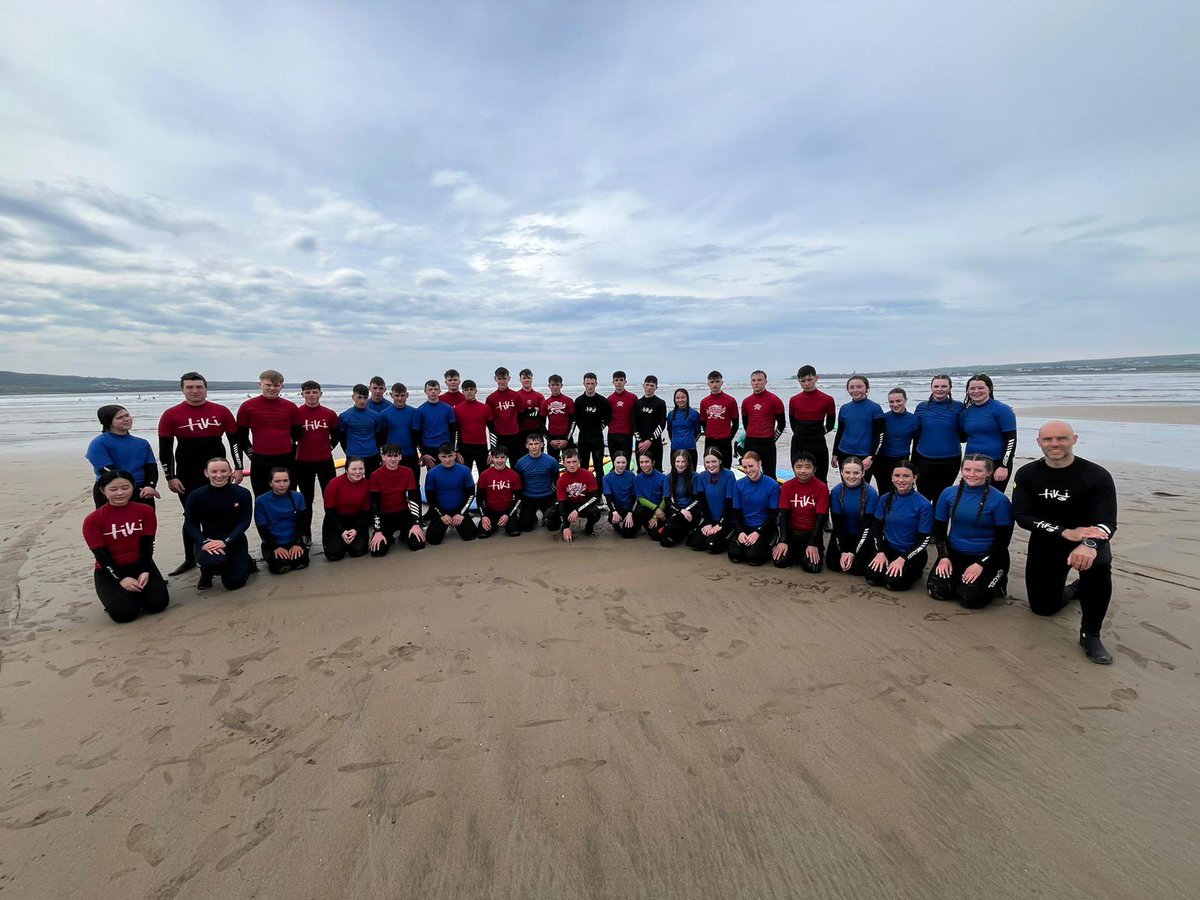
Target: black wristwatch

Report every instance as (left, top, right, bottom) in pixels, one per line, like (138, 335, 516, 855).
(1082, 538, 1098, 549)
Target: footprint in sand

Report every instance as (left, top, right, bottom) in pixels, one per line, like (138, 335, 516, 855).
(539, 758, 607, 775)
(662, 612, 708, 642)
(215, 813, 276, 872)
(390, 644, 423, 661)
(716, 639, 748, 659)
(1111, 687, 1138, 702)
(711, 746, 744, 767)
(127, 823, 169, 866)
(426, 735, 463, 751)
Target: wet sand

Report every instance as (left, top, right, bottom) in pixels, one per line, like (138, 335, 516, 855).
(1017, 404, 1200, 426)
(2, 444, 1198, 899)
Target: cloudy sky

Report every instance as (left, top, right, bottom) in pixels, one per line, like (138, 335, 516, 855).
(1, 1, 1196, 384)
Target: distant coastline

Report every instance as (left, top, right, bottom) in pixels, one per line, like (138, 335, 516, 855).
(2, 353, 1197, 395)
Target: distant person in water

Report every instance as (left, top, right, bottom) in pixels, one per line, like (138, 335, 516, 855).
(82, 469, 169, 623)
(86, 405, 160, 509)
(1012, 421, 1118, 665)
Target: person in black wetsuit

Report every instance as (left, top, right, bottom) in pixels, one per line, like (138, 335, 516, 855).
(634, 375, 668, 471)
(184, 457, 255, 591)
(158, 371, 243, 575)
(574, 372, 611, 498)
(1012, 421, 1118, 665)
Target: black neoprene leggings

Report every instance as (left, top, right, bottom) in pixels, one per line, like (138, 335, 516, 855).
(1024, 535, 1112, 634)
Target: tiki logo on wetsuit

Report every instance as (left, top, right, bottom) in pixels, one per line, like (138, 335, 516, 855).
(564, 482, 587, 499)
(106, 521, 145, 540)
(752, 402, 763, 411)
(1038, 489, 1071, 502)
(302, 419, 330, 431)
(183, 417, 224, 431)
(706, 406, 727, 420)
(789, 495, 818, 508)
(494, 400, 516, 412)
(546, 401, 569, 416)
(491, 479, 514, 491)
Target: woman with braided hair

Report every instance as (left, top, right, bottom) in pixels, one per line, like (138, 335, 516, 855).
(866, 460, 934, 591)
(926, 454, 1014, 607)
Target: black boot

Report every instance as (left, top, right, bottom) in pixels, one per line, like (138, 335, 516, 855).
(170, 526, 196, 576)
(197, 572, 214, 591)
(1080, 632, 1113, 665)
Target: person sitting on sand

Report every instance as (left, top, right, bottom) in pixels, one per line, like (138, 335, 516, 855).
(926, 454, 1012, 608)
(184, 457, 255, 591)
(424, 444, 478, 544)
(728, 451, 781, 566)
(687, 448, 737, 554)
(632, 450, 670, 539)
(603, 451, 640, 539)
(368, 444, 427, 555)
(660, 449, 701, 548)
(254, 467, 310, 574)
(1012, 421, 1118, 665)
(82, 469, 170, 623)
(866, 460, 933, 591)
(555, 448, 601, 542)
(322, 457, 372, 560)
(827, 456, 878, 575)
(476, 447, 524, 538)
(772, 451, 830, 573)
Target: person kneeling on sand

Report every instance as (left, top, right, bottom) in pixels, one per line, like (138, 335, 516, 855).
(926, 454, 1012, 608)
(184, 457, 255, 591)
(254, 467, 310, 574)
(555, 448, 601, 542)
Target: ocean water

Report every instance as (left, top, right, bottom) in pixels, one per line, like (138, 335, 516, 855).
(4, 373, 1199, 471)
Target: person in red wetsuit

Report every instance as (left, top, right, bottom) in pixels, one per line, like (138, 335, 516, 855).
(476, 447, 524, 538)
(237, 369, 297, 500)
(290, 380, 340, 545)
(772, 451, 831, 573)
(699, 370, 739, 470)
(454, 380, 494, 478)
(486, 367, 524, 461)
(740, 369, 785, 479)
(158, 371, 242, 575)
(322, 458, 371, 560)
(555, 449, 601, 542)
(82, 469, 170, 623)
(788, 365, 837, 484)
(607, 370, 636, 462)
(368, 445, 426, 556)
(516, 368, 546, 440)
(541, 375, 575, 461)
(441, 369, 466, 408)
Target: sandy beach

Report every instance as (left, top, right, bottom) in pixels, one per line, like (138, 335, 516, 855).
(3, 434, 1199, 899)
(1017, 404, 1200, 426)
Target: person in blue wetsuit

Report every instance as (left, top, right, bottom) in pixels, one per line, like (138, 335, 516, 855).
(959, 373, 1017, 493)
(424, 444, 477, 544)
(927, 454, 1013, 608)
(86, 405, 160, 509)
(914, 374, 964, 504)
(874, 388, 920, 491)
(688, 448, 737, 554)
(366, 376, 390, 414)
(603, 451, 640, 539)
(833, 375, 885, 485)
(866, 460, 934, 591)
(514, 433, 562, 531)
(827, 457, 878, 575)
(728, 451, 781, 566)
(378, 383, 421, 481)
(339, 385, 383, 476)
(632, 451, 670, 539)
(666, 389, 703, 471)
(254, 468, 309, 574)
(660, 450, 701, 547)
(414, 380, 458, 470)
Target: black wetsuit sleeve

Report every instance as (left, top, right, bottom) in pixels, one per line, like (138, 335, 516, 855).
(788, 409, 799, 433)
(142, 463, 158, 490)
(906, 529, 932, 560)
(654, 403, 666, 441)
(829, 511, 846, 552)
(824, 410, 835, 434)
(425, 481, 442, 519)
(774, 411, 786, 439)
(257, 523, 277, 550)
(449, 421, 460, 452)
(227, 433, 244, 469)
(407, 488, 422, 523)
(728, 505, 744, 533)
(869, 513, 884, 553)
(137, 535, 155, 572)
(238, 427, 253, 457)
(833, 419, 846, 457)
(183, 494, 205, 546)
(776, 508, 791, 544)
(509, 488, 523, 519)
(578, 487, 600, 514)
(933, 519, 949, 558)
(1012, 473, 1059, 536)
(473, 484, 487, 513)
(730, 410, 740, 437)
(159, 436, 176, 481)
(871, 418, 885, 457)
(980, 524, 1014, 563)
(1090, 468, 1119, 539)
(290, 424, 303, 446)
(999, 430, 1017, 470)
(805, 513, 828, 547)
(90, 547, 124, 582)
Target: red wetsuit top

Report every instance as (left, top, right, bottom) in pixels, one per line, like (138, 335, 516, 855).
(541, 395, 575, 437)
(237, 395, 297, 455)
(370, 464, 417, 514)
(556, 469, 599, 503)
(292, 404, 339, 462)
(517, 388, 546, 433)
(442, 390, 466, 408)
(323, 474, 371, 516)
(608, 390, 635, 435)
(699, 392, 739, 440)
(741, 390, 785, 439)
(486, 388, 522, 436)
(789, 389, 837, 426)
(478, 467, 523, 511)
(83, 502, 157, 569)
(159, 401, 237, 442)
(454, 399, 493, 445)
(779, 478, 830, 531)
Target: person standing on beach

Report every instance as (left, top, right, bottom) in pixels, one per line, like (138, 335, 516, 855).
(634, 375, 668, 471)
(1012, 421, 1118, 665)
(959, 373, 1017, 493)
(454, 380, 494, 478)
(874, 388, 921, 492)
(833, 375, 885, 484)
(290, 380, 340, 545)
(787, 365, 836, 483)
(378, 383, 421, 481)
(574, 373, 611, 496)
(158, 372, 242, 574)
(82, 469, 170, 623)
(414, 380, 458, 470)
(699, 371, 739, 470)
(237, 370, 297, 500)
(442, 369, 466, 408)
(740, 370, 786, 480)
(607, 371, 636, 463)
(516, 368, 546, 440)
(86, 405, 160, 509)
(914, 374, 964, 504)
(366, 376, 390, 414)
(541, 375, 575, 461)
(486, 367, 524, 461)
(339, 384, 383, 476)
(666, 388, 702, 471)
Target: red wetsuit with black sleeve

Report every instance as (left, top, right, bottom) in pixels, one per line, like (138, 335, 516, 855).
(237, 395, 297, 456)
(607, 390, 635, 437)
(699, 392, 739, 440)
(518, 388, 546, 435)
(369, 464, 418, 515)
(158, 401, 240, 484)
(741, 390, 786, 439)
(323, 474, 371, 530)
(556, 469, 600, 521)
(779, 478, 830, 532)
(477, 467, 523, 516)
(486, 389, 522, 438)
(291, 404, 340, 462)
(541, 395, 575, 439)
(454, 399, 494, 446)
(83, 502, 157, 577)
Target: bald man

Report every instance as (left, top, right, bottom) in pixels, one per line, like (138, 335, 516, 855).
(1012, 421, 1118, 664)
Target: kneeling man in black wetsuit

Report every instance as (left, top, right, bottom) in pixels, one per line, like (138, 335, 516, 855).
(1012, 421, 1118, 665)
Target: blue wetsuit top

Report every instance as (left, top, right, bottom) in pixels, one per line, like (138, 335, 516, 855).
(830, 483, 879, 537)
(86, 432, 157, 485)
(634, 470, 670, 507)
(254, 490, 306, 545)
(914, 398, 964, 459)
(875, 490, 934, 552)
(515, 453, 560, 498)
(414, 401, 457, 450)
(935, 484, 1013, 554)
(666, 408, 702, 451)
(603, 469, 637, 512)
(837, 398, 885, 456)
(425, 463, 474, 513)
(695, 468, 736, 522)
(733, 475, 781, 529)
(339, 407, 381, 458)
(881, 410, 920, 458)
(378, 405, 418, 456)
(960, 399, 1017, 462)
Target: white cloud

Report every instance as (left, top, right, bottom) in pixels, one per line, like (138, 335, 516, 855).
(414, 267, 453, 287)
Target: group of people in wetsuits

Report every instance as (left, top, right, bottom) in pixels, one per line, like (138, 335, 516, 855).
(82, 365, 1119, 665)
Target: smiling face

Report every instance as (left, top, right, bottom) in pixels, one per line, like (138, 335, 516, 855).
(673, 453, 689, 473)
(674, 389, 687, 409)
(102, 476, 135, 505)
(792, 459, 814, 481)
(260, 379, 282, 399)
(109, 408, 133, 433)
(704, 454, 721, 475)
(345, 460, 366, 481)
(887, 392, 907, 413)
(638, 455, 654, 474)
(1036, 421, 1078, 463)
(182, 379, 208, 405)
(967, 379, 992, 403)
(891, 465, 916, 494)
(519, 373, 533, 390)
(840, 461, 864, 488)
(382, 452, 401, 470)
(612, 455, 629, 475)
(206, 459, 232, 487)
(960, 458, 992, 487)
(495, 373, 510, 390)
(930, 377, 952, 401)
(743, 457, 761, 480)
(847, 378, 868, 400)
